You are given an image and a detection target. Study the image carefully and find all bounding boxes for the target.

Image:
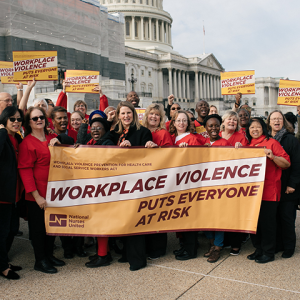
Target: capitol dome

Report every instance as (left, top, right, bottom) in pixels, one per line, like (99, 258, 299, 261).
(98, 0, 173, 54)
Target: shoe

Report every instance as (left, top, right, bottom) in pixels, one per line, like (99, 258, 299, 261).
(230, 248, 241, 256)
(175, 250, 196, 261)
(148, 256, 160, 260)
(89, 253, 98, 261)
(282, 250, 294, 258)
(242, 234, 250, 244)
(247, 251, 262, 260)
(74, 247, 88, 257)
(118, 256, 128, 263)
(85, 255, 110, 268)
(0, 270, 20, 280)
(48, 256, 65, 267)
(8, 264, 22, 271)
(173, 247, 185, 256)
(16, 230, 23, 236)
(129, 264, 146, 271)
(255, 255, 274, 264)
(34, 259, 57, 274)
(64, 250, 74, 259)
(207, 248, 221, 263)
(204, 246, 215, 257)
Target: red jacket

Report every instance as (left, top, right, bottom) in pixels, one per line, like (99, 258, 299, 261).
(204, 138, 231, 146)
(152, 129, 173, 146)
(174, 133, 201, 146)
(220, 131, 248, 146)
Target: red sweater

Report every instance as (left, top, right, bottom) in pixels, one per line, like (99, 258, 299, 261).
(152, 129, 173, 146)
(174, 133, 201, 146)
(220, 131, 248, 146)
(249, 135, 290, 201)
(204, 138, 231, 146)
(18, 133, 57, 201)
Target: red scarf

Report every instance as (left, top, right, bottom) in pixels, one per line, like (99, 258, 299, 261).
(249, 135, 267, 147)
(118, 129, 129, 145)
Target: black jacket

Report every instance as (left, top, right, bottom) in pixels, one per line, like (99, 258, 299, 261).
(0, 129, 23, 203)
(279, 132, 300, 202)
(103, 124, 152, 146)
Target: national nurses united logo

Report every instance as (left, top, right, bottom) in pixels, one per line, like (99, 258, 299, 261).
(49, 214, 67, 227)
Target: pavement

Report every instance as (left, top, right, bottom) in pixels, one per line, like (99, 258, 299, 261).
(2, 215, 300, 300)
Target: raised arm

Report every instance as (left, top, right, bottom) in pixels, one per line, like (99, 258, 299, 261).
(18, 79, 36, 113)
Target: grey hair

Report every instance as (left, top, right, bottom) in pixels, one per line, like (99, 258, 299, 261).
(33, 98, 48, 110)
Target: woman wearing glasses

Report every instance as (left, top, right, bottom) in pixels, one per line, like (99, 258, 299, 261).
(0, 106, 24, 280)
(169, 110, 201, 146)
(18, 107, 65, 274)
(266, 111, 300, 258)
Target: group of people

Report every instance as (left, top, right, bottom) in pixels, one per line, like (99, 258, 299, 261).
(1, 82, 300, 280)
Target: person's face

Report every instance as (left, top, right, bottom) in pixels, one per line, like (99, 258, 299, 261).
(205, 118, 220, 141)
(235, 93, 242, 102)
(147, 109, 161, 128)
(0, 93, 13, 113)
(71, 112, 82, 131)
(240, 104, 251, 116)
(6, 111, 22, 135)
(90, 121, 106, 141)
(223, 116, 238, 132)
(126, 92, 140, 107)
(187, 112, 195, 132)
(209, 107, 217, 115)
(174, 113, 188, 134)
(47, 100, 54, 115)
(249, 121, 263, 139)
(53, 111, 68, 133)
(30, 109, 46, 131)
(238, 110, 250, 127)
(75, 102, 87, 115)
(119, 106, 133, 129)
(196, 101, 209, 117)
(35, 101, 48, 113)
(269, 112, 284, 133)
(297, 106, 300, 116)
(170, 103, 181, 117)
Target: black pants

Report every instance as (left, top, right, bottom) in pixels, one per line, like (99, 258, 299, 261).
(181, 231, 198, 257)
(146, 233, 167, 258)
(27, 201, 55, 262)
(0, 203, 19, 272)
(126, 235, 147, 269)
(251, 201, 279, 257)
(276, 201, 297, 251)
(61, 236, 84, 252)
(225, 232, 243, 249)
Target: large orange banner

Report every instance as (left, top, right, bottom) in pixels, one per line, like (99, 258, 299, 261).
(13, 51, 58, 81)
(45, 146, 266, 236)
(277, 79, 300, 106)
(221, 70, 255, 95)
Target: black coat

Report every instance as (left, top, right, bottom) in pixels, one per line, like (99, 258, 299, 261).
(279, 132, 300, 202)
(0, 128, 23, 203)
(104, 124, 152, 146)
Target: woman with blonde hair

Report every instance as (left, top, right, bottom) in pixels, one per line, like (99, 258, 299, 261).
(143, 103, 173, 147)
(220, 111, 248, 147)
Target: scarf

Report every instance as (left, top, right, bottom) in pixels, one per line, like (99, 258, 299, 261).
(271, 127, 286, 143)
(249, 135, 267, 147)
(118, 129, 129, 145)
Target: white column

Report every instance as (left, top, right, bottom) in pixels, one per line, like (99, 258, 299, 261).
(161, 21, 164, 42)
(168, 68, 173, 96)
(182, 71, 186, 99)
(218, 76, 221, 98)
(186, 72, 190, 100)
(178, 70, 182, 99)
(214, 76, 217, 100)
(169, 24, 172, 45)
(210, 75, 214, 100)
(199, 72, 203, 99)
(156, 19, 159, 41)
(173, 69, 177, 98)
(195, 71, 199, 101)
(158, 68, 163, 99)
(132, 16, 135, 40)
(149, 18, 152, 40)
(203, 73, 206, 99)
(141, 17, 144, 40)
(206, 74, 210, 99)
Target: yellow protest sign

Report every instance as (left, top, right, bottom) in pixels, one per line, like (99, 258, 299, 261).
(135, 108, 146, 124)
(45, 146, 266, 236)
(0, 61, 24, 84)
(221, 70, 255, 95)
(277, 79, 300, 106)
(65, 70, 100, 93)
(13, 51, 57, 81)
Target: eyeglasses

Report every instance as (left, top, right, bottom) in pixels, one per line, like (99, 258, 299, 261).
(270, 118, 283, 121)
(30, 115, 45, 122)
(9, 117, 22, 123)
(91, 127, 104, 131)
(175, 119, 188, 123)
(0, 99, 13, 104)
(171, 107, 181, 110)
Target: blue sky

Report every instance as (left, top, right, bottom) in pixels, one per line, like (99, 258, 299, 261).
(164, 0, 300, 80)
